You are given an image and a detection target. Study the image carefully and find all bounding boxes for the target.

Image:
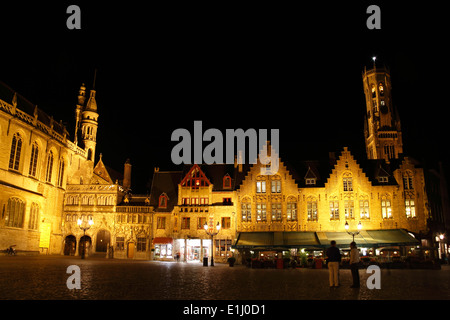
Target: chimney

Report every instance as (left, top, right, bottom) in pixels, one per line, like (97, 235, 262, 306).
(123, 159, 132, 190)
(238, 150, 243, 173)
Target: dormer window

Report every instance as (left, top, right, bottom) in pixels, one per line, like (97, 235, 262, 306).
(378, 176, 388, 183)
(304, 166, 317, 186)
(223, 175, 232, 189)
(158, 194, 168, 208)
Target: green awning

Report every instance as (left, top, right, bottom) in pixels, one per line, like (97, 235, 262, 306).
(316, 229, 419, 248)
(233, 230, 419, 249)
(233, 232, 320, 249)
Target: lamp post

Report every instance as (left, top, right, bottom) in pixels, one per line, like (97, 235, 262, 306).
(438, 234, 445, 260)
(345, 221, 362, 242)
(204, 221, 221, 266)
(77, 218, 93, 259)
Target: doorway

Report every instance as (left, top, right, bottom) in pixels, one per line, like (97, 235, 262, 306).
(79, 235, 92, 257)
(96, 229, 111, 253)
(64, 235, 76, 256)
(127, 242, 135, 259)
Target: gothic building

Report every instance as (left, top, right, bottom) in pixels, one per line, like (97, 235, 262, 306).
(0, 81, 97, 254)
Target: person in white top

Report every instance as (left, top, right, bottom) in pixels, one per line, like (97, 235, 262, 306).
(349, 241, 360, 288)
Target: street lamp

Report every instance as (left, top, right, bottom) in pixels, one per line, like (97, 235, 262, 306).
(204, 221, 221, 266)
(438, 234, 445, 260)
(77, 218, 93, 259)
(345, 221, 362, 242)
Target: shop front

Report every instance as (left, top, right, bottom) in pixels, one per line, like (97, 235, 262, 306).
(153, 237, 173, 260)
(175, 238, 210, 262)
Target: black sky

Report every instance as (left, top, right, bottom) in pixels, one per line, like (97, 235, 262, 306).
(1, 2, 449, 193)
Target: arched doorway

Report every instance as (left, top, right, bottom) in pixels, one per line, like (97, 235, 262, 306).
(96, 229, 111, 253)
(64, 235, 76, 256)
(79, 235, 92, 257)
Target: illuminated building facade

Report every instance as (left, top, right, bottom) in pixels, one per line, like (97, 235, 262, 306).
(1, 64, 449, 261)
(0, 82, 97, 254)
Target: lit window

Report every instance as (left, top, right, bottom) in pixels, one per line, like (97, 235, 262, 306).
(256, 181, 266, 193)
(359, 200, 370, 219)
(343, 177, 353, 191)
(330, 201, 339, 220)
(307, 199, 318, 221)
(344, 200, 354, 219)
(379, 82, 384, 96)
(271, 203, 282, 221)
(405, 199, 416, 218)
(287, 201, 297, 221)
(271, 177, 281, 193)
(241, 202, 251, 222)
(381, 198, 392, 219)
(256, 203, 266, 221)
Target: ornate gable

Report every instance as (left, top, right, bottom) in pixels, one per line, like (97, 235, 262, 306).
(180, 164, 211, 188)
(91, 154, 114, 184)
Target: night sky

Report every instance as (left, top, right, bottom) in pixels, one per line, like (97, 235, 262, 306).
(1, 2, 449, 193)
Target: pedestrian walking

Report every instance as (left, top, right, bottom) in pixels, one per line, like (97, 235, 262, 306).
(326, 240, 341, 288)
(349, 241, 360, 288)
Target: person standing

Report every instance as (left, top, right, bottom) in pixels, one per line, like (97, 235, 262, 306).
(349, 241, 360, 288)
(326, 240, 341, 288)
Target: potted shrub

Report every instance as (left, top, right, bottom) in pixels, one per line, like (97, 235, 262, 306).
(227, 256, 236, 267)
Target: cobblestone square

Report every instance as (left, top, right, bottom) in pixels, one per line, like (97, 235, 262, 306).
(0, 256, 449, 300)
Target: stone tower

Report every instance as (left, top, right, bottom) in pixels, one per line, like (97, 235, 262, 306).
(81, 87, 99, 162)
(362, 61, 403, 161)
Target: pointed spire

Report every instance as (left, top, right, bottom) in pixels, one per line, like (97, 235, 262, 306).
(85, 89, 97, 112)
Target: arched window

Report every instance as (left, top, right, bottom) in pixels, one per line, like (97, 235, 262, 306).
(28, 142, 39, 177)
(378, 82, 384, 96)
(5, 197, 25, 228)
(45, 151, 54, 183)
(223, 175, 232, 189)
(28, 203, 39, 230)
(57, 158, 65, 187)
(9, 133, 22, 171)
(371, 84, 376, 98)
(87, 149, 93, 161)
(159, 194, 168, 208)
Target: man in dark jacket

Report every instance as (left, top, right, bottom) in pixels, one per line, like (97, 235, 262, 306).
(326, 240, 341, 287)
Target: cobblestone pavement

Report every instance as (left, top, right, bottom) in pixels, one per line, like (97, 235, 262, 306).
(0, 256, 449, 300)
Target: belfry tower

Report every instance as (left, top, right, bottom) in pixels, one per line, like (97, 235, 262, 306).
(363, 60, 403, 161)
